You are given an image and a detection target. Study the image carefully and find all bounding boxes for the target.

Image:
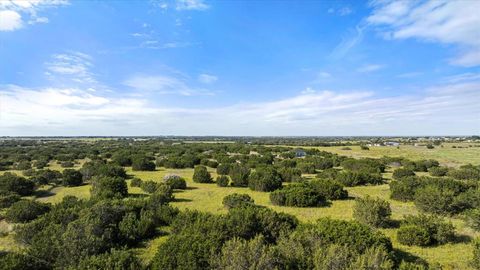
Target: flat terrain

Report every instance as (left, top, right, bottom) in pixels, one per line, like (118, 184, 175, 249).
(304, 143, 480, 167)
(1, 143, 479, 268)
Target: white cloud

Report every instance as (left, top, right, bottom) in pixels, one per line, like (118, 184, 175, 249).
(198, 73, 217, 84)
(2, 79, 479, 136)
(176, 0, 209, 11)
(397, 72, 422, 78)
(45, 52, 97, 85)
(0, 0, 68, 31)
(318, 72, 332, 79)
(357, 64, 384, 73)
(124, 74, 215, 96)
(338, 7, 353, 16)
(367, 0, 480, 67)
(0, 10, 22, 31)
(331, 25, 365, 59)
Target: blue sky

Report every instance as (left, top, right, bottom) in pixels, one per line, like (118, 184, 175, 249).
(0, 0, 479, 136)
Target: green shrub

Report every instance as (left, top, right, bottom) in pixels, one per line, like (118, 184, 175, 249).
(278, 167, 302, 182)
(0, 252, 49, 270)
(389, 177, 422, 202)
(392, 168, 415, 180)
(90, 176, 128, 200)
(211, 236, 282, 270)
(248, 166, 282, 192)
(0, 191, 21, 208)
(222, 193, 254, 209)
(335, 171, 383, 186)
(465, 208, 480, 231)
(270, 183, 326, 207)
(349, 246, 394, 270)
(229, 164, 250, 187)
(429, 166, 449, 177)
(131, 155, 156, 171)
(149, 184, 174, 205)
(353, 196, 391, 228)
(140, 180, 159, 193)
(5, 200, 51, 223)
(397, 215, 455, 246)
(414, 185, 457, 214)
(397, 225, 431, 246)
(216, 175, 229, 187)
(216, 163, 231, 175)
(310, 179, 348, 200)
(193, 165, 213, 183)
(163, 174, 187, 189)
(62, 169, 83, 186)
(472, 237, 480, 270)
(313, 244, 356, 270)
(75, 249, 142, 270)
(0, 172, 35, 196)
(130, 177, 142, 187)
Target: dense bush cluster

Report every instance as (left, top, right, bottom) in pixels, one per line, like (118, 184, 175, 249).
(397, 215, 455, 246)
(270, 183, 326, 207)
(248, 166, 282, 192)
(390, 176, 479, 216)
(222, 193, 255, 209)
(192, 165, 213, 183)
(162, 174, 187, 189)
(353, 196, 391, 228)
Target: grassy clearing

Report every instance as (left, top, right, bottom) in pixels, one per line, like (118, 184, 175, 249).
(2, 162, 478, 268)
(292, 143, 480, 167)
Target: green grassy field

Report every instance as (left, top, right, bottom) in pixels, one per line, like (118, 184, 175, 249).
(1, 144, 479, 268)
(32, 166, 477, 268)
(298, 142, 480, 167)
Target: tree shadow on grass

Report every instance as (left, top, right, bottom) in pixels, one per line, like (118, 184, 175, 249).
(34, 189, 55, 198)
(387, 219, 402, 228)
(393, 248, 428, 266)
(453, 233, 472, 244)
(173, 198, 192, 203)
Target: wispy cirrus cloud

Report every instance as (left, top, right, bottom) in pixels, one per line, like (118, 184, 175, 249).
(124, 74, 215, 96)
(367, 0, 480, 67)
(357, 64, 384, 73)
(176, 0, 209, 11)
(198, 73, 218, 84)
(0, 0, 68, 31)
(45, 52, 98, 86)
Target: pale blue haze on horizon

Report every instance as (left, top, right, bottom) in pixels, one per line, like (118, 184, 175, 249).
(0, 0, 479, 136)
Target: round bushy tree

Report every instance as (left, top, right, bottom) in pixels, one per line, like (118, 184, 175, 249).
(429, 166, 449, 177)
(193, 165, 213, 183)
(353, 196, 391, 228)
(163, 174, 187, 189)
(0, 173, 35, 196)
(62, 169, 83, 186)
(141, 180, 159, 193)
(222, 193, 254, 209)
(392, 168, 416, 180)
(248, 167, 282, 192)
(397, 225, 431, 246)
(90, 176, 128, 200)
(131, 155, 156, 171)
(270, 183, 325, 207)
(229, 164, 251, 187)
(216, 175, 229, 187)
(5, 200, 50, 223)
(130, 177, 142, 187)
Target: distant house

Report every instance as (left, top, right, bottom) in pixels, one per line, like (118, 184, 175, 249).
(294, 149, 307, 157)
(385, 141, 400, 147)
